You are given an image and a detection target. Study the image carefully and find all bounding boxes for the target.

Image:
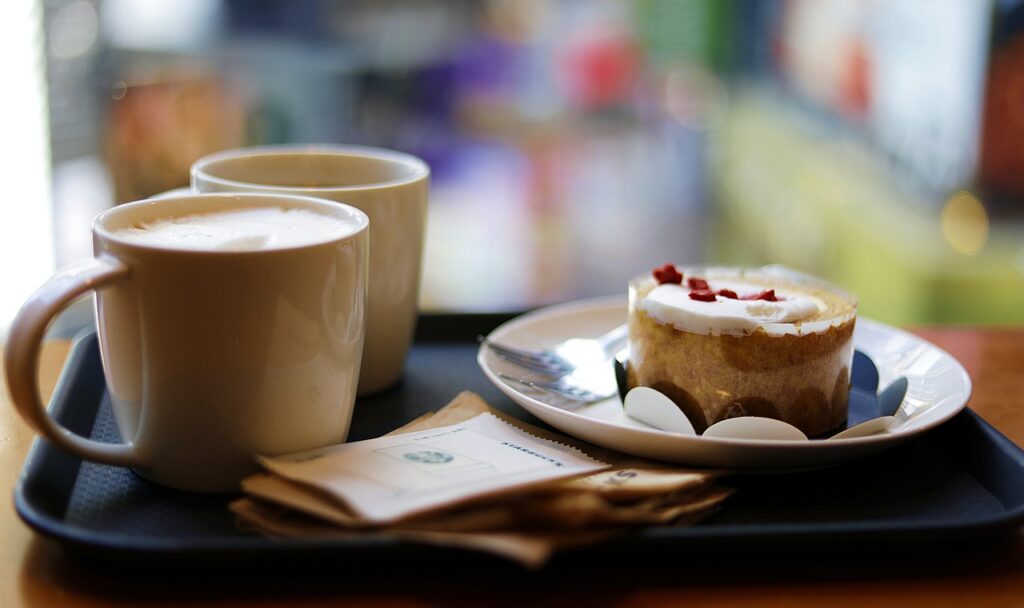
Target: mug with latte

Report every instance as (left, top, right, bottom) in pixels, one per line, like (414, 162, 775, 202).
(191, 145, 429, 395)
(4, 193, 369, 492)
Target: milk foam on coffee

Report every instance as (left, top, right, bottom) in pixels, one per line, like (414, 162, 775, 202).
(115, 207, 357, 251)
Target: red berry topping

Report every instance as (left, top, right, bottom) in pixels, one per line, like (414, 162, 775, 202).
(741, 289, 782, 302)
(717, 288, 739, 299)
(688, 289, 717, 302)
(653, 263, 683, 285)
(687, 277, 709, 290)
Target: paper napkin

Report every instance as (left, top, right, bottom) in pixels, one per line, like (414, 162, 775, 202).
(231, 391, 731, 567)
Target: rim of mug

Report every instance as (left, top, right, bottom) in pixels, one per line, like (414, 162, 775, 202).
(93, 192, 369, 254)
(191, 144, 430, 193)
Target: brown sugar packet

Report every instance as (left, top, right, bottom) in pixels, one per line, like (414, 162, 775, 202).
(507, 485, 733, 528)
(232, 391, 731, 567)
(231, 484, 728, 569)
(238, 470, 731, 533)
(231, 497, 612, 569)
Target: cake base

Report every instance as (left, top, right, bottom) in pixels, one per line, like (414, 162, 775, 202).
(627, 309, 855, 436)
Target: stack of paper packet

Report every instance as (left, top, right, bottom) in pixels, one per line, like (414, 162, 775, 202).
(232, 391, 731, 568)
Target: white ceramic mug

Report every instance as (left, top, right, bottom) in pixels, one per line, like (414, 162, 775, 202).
(191, 145, 429, 395)
(4, 193, 369, 492)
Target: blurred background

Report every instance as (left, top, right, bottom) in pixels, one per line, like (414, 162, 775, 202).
(3, 0, 1024, 336)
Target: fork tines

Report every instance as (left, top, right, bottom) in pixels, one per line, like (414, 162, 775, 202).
(482, 339, 572, 375)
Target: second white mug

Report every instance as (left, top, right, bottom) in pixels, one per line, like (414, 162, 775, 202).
(191, 145, 429, 395)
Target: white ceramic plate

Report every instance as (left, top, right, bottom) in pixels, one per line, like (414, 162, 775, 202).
(478, 296, 972, 469)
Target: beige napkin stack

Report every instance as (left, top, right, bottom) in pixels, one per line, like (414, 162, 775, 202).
(231, 391, 731, 567)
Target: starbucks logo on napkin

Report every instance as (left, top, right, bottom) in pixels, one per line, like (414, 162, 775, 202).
(403, 450, 454, 464)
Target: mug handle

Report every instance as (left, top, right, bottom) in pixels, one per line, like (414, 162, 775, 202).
(4, 255, 146, 468)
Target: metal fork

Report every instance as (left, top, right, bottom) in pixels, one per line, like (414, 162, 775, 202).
(499, 374, 610, 403)
(497, 350, 619, 406)
(483, 324, 628, 376)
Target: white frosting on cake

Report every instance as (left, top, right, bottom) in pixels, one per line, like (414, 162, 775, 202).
(640, 278, 825, 336)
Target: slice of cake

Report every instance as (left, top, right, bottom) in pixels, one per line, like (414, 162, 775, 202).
(627, 265, 857, 436)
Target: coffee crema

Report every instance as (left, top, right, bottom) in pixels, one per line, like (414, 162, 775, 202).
(114, 207, 359, 251)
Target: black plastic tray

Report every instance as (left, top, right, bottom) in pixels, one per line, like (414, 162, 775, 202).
(15, 314, 1024, 571)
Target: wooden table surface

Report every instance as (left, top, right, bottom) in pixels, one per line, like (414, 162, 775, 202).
(2, 328, 1023, 607)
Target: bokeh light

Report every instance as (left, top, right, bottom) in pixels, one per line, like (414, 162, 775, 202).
(940, 190, 989, 256)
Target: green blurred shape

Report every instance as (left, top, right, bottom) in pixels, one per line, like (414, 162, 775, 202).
(711, 90, 1024, 326)
(634, 0, 735, 69)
